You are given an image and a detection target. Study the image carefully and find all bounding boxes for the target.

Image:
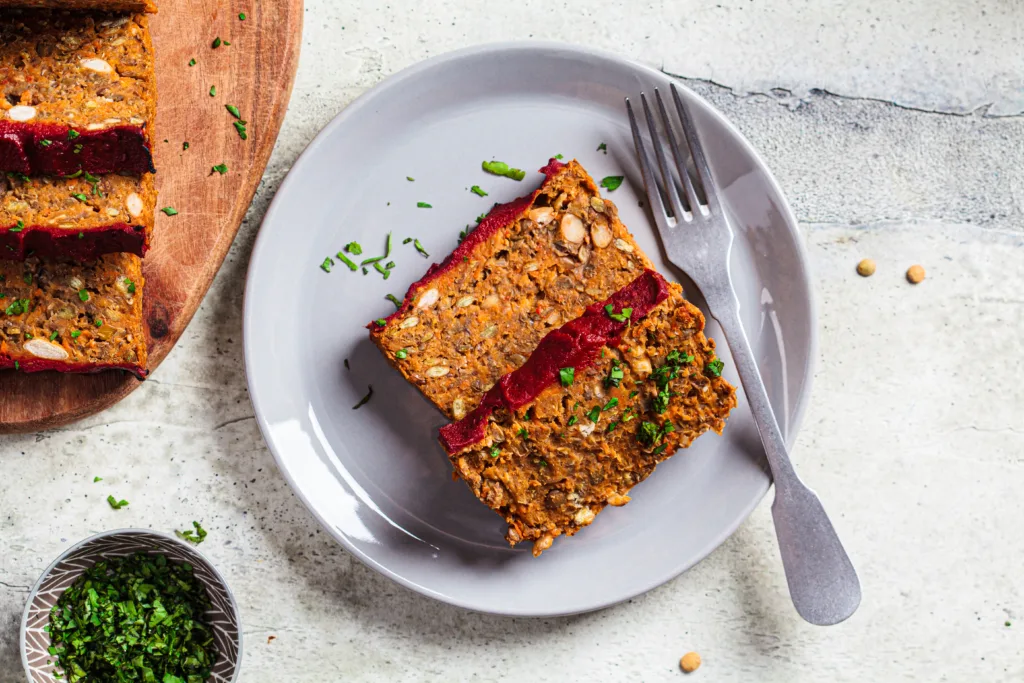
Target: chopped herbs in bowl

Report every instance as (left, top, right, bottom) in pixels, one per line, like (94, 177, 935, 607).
(21, 530, 241, 683)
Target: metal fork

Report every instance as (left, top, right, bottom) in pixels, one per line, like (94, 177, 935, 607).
(627, 84, 861, 626)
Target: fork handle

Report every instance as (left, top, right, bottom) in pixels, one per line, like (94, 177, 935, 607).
(709, 298, 862, 626)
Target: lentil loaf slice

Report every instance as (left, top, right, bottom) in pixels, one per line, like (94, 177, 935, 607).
(0, 11, 156, 176)
(439, 270, 737, 556)
(0, 253, 147, 377)
(370, 159, 653, 420)
(0, 169, 155, 260)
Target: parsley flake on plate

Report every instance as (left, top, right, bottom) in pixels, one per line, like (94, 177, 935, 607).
(600, 175, 624, 192)
(559, 367, 574, 387)
(481, 160, 526, 181)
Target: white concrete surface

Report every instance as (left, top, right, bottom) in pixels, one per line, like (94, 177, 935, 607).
(2, 1, 1023, 681)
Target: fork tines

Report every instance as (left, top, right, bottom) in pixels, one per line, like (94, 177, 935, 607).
(627, 84, 720, 224)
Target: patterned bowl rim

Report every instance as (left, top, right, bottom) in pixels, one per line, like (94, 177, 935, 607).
(19, 528, 243, 683)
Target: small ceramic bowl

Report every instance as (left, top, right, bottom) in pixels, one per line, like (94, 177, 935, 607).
(21, 529, 242, 683)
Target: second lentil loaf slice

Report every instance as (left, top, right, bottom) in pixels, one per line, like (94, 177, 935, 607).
(369, 159, 653, 420)
(0, 11, 157, 176)
(439, 270, 737, 556)
(0, 253, 147, 377)
(0, 170, 155, 260)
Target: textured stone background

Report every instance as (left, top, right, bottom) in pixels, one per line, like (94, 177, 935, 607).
(2, 1, 1022, 681)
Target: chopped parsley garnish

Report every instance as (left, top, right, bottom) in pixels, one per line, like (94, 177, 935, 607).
(212, 163, 228, 174)
(406, 176, 415, 181)
(413, 239, 429, 258)
(209, 85, 217, 97)
(604, 304, 633, 323)
(597, 142, 607, 153)
(607, 421, 619, 433)
(189, 57, 197, 66)
(600, 175, 624, 192)
(183, 141, 190, 150)
(68, 129, 80, 140)
(95, 318, 103, 327)
(212, 37, 223, 48)
(345, 241, 363, 255)
(604, 359, 624, 388)
(385, 261, 396, 270)
(9, 220, 24, 233)
(374, 318, 387, 326)
(402, 237, 412, 244)
(160, 207, 178, 216)
(416, 202, 432, 208)
(553, 154, 564, 159)
(73, 143, 83, 154)
(360, 232, 393, 266)
(653, 443, 668, 455)
(481, 160, 526, 181)
(39, 139, 52, 147)
(559, 367, 574, 387)
(476, 213, 487, 223)
(602, 397, 619, 411)
(319, 257, 334, 273)
(72, 192, 89, 202)
(621, 407, 636, 422)
(71, 330, 81, 339)
(706, 358, 724, 377)
(226, 104, 242, 118)
(106, 495, 129, 510)
(395, 348, 408, 360)
(175, 520, 208, 544)
(385, 293, 402, 308)
(470, 185, 488, 197)
(353, 385, 374, 409)
(667, 349, 695, 365)
(335, 251, 357, 271)
(653, 388, 671, 414)
(47, 551, 217, 682)
(239, 12, 246, 19)
(638, 420, 675, 448)
(517, 428, 529, 440)
(5, 298, 29, 316)
(490, 446, 500, 458)
(78, 289, 90, 302)
(92, 476, 102, 482)
(233, 120, 248, 140)
(586, 406, 601, 422)
(567, 415, 578, 426)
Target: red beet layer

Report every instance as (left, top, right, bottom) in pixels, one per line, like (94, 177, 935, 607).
(439, 269, 671, 454)
(0, 122, 154, 176)
(0, 223, 147, 261)
(0, 356, 148, 379)
(368, 159, 566, 334)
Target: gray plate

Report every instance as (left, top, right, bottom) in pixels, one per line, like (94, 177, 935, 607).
(244, 42, 816, 617)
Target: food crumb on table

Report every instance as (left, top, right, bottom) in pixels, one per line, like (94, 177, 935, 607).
(856, 258, 876, 277)
(906, 264, 926, 284)
(680, 651, 701, 673)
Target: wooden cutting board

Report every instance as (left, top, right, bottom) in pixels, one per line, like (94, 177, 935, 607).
(0, 0, 303, 433)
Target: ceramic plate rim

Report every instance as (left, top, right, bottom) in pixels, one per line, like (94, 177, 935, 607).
(243, 41, 817, 616)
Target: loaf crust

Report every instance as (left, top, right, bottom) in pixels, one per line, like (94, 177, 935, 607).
(0, 253, 147, 377)
(0, 11, 156, 175)
(440, 271, 736, 556)
(370, 159, 653, 420)
(0, 170, 155, 259)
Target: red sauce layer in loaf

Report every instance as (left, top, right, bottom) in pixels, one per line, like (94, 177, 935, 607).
(0, 122, 154, 176)
(439, 269, 671, 453)
(0, 222, 147, 261)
